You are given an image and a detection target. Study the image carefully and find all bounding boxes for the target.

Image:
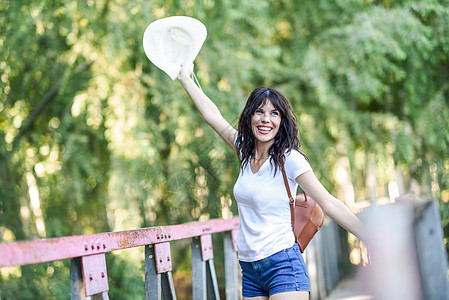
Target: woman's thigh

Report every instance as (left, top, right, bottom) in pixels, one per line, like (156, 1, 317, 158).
(269, 291, 309, 300)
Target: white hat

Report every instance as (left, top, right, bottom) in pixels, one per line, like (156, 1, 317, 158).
(143, 16, 207, 80)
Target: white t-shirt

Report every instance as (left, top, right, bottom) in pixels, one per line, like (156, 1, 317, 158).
(233, 149, 312, 262)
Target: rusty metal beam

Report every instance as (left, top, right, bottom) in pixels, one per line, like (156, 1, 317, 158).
(0, 217, 239, 268)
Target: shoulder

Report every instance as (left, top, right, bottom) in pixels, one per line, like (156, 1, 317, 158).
(284, 149, 312, 171)
(284, 149, 307, 162)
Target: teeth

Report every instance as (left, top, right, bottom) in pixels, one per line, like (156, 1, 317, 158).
(258, 127, 271, 132)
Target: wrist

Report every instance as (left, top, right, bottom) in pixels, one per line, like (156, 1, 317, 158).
(178, 73, 193, 86)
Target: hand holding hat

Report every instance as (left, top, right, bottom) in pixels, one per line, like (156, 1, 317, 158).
(143, 16, 207, 80)
(177, 63, 194, 82)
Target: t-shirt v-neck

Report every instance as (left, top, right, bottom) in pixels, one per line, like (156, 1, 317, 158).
(249, 157, 270, 174)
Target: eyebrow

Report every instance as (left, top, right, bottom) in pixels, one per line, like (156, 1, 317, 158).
(259, 109, 279, 113)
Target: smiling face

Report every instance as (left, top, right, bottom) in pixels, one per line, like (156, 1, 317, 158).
(251, 100, 281, 145)
(236, 87, 301, 170)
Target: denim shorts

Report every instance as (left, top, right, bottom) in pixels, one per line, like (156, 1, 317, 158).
(239, 243, 310, 297)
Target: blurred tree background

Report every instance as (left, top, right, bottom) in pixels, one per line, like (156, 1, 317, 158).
(1, 0, 448, 298)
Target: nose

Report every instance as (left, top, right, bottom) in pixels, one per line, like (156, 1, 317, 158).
(261, 112, 270, 122)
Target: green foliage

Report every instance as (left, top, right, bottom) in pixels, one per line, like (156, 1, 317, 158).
(1, 0, 449, 297)
(0, 262, 70, 300)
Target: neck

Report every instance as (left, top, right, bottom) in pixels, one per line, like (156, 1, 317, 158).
(253, 142, 272, 160)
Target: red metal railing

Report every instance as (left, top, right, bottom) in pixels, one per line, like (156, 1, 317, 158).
(0, 217, 240, 299)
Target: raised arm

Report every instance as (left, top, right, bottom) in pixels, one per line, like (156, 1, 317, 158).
(296, 171, 366, 242)
(178, 66, 237, 150)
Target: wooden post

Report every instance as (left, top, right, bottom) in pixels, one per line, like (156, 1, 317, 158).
(362, 203, 423, 300)
(201, 234, 220, 300)
(414, 201, 449, 300)
(319, 221, 340, 294)
(206, 260, 220, 300)
(304, 239, 319, 300)
(191, 237, 206, 300)
(161, 272, 177, 300)
(81, 254, 109, 297)
(91, 292, 109, 300)
(70, 257, 84, 300)
(191, 235, 221, 300)
(145, 244, 177, 300)
(325, 221, 340, 290)
(145, 244, 161, 300)
(224, 231, 239, 300)
(320, 226, 331, 294)
(70, 256, 110, 300)
(314, 230, 327, 299)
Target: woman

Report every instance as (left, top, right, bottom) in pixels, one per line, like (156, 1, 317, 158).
(178, 66, 364, 300)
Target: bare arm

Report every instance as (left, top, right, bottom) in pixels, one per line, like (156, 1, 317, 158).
(296, 171, 366, 242)
(178, 66, 237, 150)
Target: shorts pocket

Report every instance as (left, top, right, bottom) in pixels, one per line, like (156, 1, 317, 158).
(289, 246, 309, 280)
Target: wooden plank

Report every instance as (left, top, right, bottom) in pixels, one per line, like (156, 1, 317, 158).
(82, 254, 109, 296)
(154, 242, 172, 273)
(200, 234, 214, 261)
(0, 217, 239, 268)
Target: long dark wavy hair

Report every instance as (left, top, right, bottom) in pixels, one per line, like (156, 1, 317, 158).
(235, 87, 307, 174)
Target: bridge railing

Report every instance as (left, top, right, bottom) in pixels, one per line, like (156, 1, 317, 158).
(3, 196, 447, 300)
(361, 197, 449, 300)
(0, 213, 365, 300)
(0, 217, 240, 300)
(304, 196, 449, 300)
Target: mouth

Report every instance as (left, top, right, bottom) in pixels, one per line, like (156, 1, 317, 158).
(256, 125, 273, 135)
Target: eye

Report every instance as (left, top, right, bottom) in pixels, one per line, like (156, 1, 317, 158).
(271, 111, 279, 116)
(255, 109, 263, 115)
